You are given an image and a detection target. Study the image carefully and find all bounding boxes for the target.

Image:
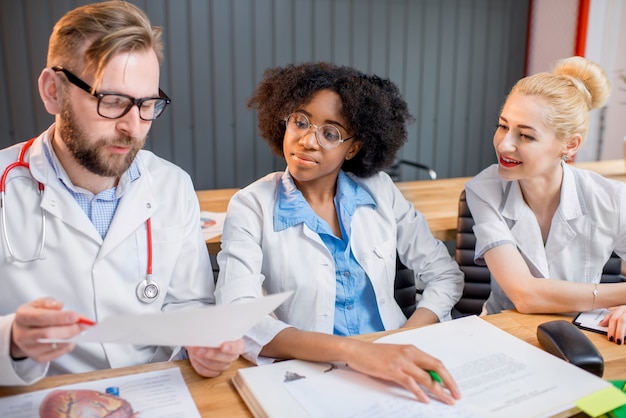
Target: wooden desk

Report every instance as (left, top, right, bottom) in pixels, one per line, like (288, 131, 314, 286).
(2, 310, 625, 417)
(197, 160, 626, 253)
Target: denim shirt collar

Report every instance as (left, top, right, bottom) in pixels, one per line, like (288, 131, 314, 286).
(273, 169, 376, 232)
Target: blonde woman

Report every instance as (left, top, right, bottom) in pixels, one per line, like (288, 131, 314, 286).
(466, 56, 626, 344)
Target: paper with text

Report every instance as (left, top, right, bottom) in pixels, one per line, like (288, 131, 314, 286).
(285, 363, 482, 417)
(375, 316, 609, 417)
(40, 292, 292, 347)
(234, 315, 611, 418)
(0, 368, 199, 418)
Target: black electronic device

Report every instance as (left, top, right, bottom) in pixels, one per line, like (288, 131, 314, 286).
(537, 320, 604, 377)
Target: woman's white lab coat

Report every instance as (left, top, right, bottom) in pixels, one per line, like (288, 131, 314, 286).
(0, 128, 213, 385)
(466, 162, 626, 313)
(215, 170, 463, 364)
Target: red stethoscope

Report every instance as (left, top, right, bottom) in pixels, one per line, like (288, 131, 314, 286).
(0, 138, 159, 303)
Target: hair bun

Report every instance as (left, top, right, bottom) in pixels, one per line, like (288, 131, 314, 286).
(553, 56, 611, 110)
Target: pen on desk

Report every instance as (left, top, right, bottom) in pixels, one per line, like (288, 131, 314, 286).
(77, 316, 96, 326)
(428, 370, 443, 384)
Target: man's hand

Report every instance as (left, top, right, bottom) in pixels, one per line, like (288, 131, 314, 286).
(186, 339, 245, 377)
(11, 297, 89, 362)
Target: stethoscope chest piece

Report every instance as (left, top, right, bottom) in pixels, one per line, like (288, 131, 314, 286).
(135, 217, 157, 303)
(136, 276, 159, 304)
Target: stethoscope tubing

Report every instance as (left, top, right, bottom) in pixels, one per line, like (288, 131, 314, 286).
(1, 138, 46, 262)
(1, 138, 157, 303)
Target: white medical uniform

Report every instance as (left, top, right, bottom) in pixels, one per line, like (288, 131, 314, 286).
(465, 162, 626, 314)
(215, 170, 463, 364)
(0, 127, 213, 385)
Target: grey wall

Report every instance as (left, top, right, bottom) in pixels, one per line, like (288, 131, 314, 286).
(0, 0, 529, 189)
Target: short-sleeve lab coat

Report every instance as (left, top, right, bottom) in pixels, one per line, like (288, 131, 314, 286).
(465, 162, 626, 313)
(215, 170, 463, 364)
(0, 128, 213, 386)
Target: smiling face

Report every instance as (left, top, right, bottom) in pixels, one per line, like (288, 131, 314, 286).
(493, 92, 569, 183)
(283, 89, 362, 191)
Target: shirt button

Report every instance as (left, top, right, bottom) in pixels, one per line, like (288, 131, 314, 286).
(347, 305, 353, 310)
(343, 271, 350, 277)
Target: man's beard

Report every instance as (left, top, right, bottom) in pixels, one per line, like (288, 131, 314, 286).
(59, 102, 145, 178)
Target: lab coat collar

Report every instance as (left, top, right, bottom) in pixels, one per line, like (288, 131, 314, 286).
(28, 130, 103, 243)
(26, 129, 157, 257)
(500, 162, 586, 277)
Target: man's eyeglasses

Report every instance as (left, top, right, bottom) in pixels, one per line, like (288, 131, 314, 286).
(51, 66, 171, 121)
(284, 112, 355, 149)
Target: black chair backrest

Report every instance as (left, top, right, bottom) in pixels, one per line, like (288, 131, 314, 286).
(453, 190, 491, 316)
(394, 256, 417, 318)
(453, 189, 624, 317)
(601, 252, 624, 283)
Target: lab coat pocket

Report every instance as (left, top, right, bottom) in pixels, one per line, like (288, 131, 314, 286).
(149, 225, 185, 287)
(357, 238, 396, 284)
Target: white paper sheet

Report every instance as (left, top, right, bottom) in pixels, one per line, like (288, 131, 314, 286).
(284, 363, 483, 418)
(40, 292, 292, 347)
(375, 316, 609, 417)
(573, 309, 610, 334)
(0, 368, 199, 418)
(234, 315, 610, 418)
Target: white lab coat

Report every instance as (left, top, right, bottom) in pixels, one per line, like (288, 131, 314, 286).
(215, 170, 463, 364)
(0, 128, 213, 386)
(466, 162, 626, 313)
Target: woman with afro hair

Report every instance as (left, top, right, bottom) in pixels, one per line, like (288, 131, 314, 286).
(215, 62, 463, 404)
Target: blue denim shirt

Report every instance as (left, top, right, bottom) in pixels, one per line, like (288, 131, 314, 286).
(274, 170, 384, 336)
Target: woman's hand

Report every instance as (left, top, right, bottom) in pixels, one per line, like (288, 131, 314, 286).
(599, 306, 626, 344)
(11, 297, 87, 363)
(187, 339, 245, 377)
(341, 339, 461, 405)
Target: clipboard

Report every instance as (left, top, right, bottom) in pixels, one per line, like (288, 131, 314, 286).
(572, 309, 610, 335)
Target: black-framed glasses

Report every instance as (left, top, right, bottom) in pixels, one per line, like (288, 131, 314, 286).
(284, 112, 355, 149)
(51, 66, 171, 121)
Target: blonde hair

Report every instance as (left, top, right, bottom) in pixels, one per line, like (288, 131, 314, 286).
(509, 56, 611, 144)
(47, 1, 163, 91)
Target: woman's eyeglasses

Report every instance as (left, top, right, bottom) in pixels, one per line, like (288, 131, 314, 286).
(284, 112, 354, 149)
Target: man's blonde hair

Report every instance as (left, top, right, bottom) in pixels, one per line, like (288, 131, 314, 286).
(47, 0, 163, 91)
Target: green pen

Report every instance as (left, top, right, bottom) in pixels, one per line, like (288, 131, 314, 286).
(428, 370, 443, 384)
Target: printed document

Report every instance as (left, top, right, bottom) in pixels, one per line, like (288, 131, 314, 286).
(233, 315, 610, 418)
(0, 368, 199, 418)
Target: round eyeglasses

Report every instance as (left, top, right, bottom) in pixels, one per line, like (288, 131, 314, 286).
(52, 66, 171, 121)
(284, 112, 354, 149)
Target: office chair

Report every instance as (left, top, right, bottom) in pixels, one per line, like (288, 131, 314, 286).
(394, 256, 418, 318)
(452, 189, 625, 318)
(453, 190, 491, 317)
